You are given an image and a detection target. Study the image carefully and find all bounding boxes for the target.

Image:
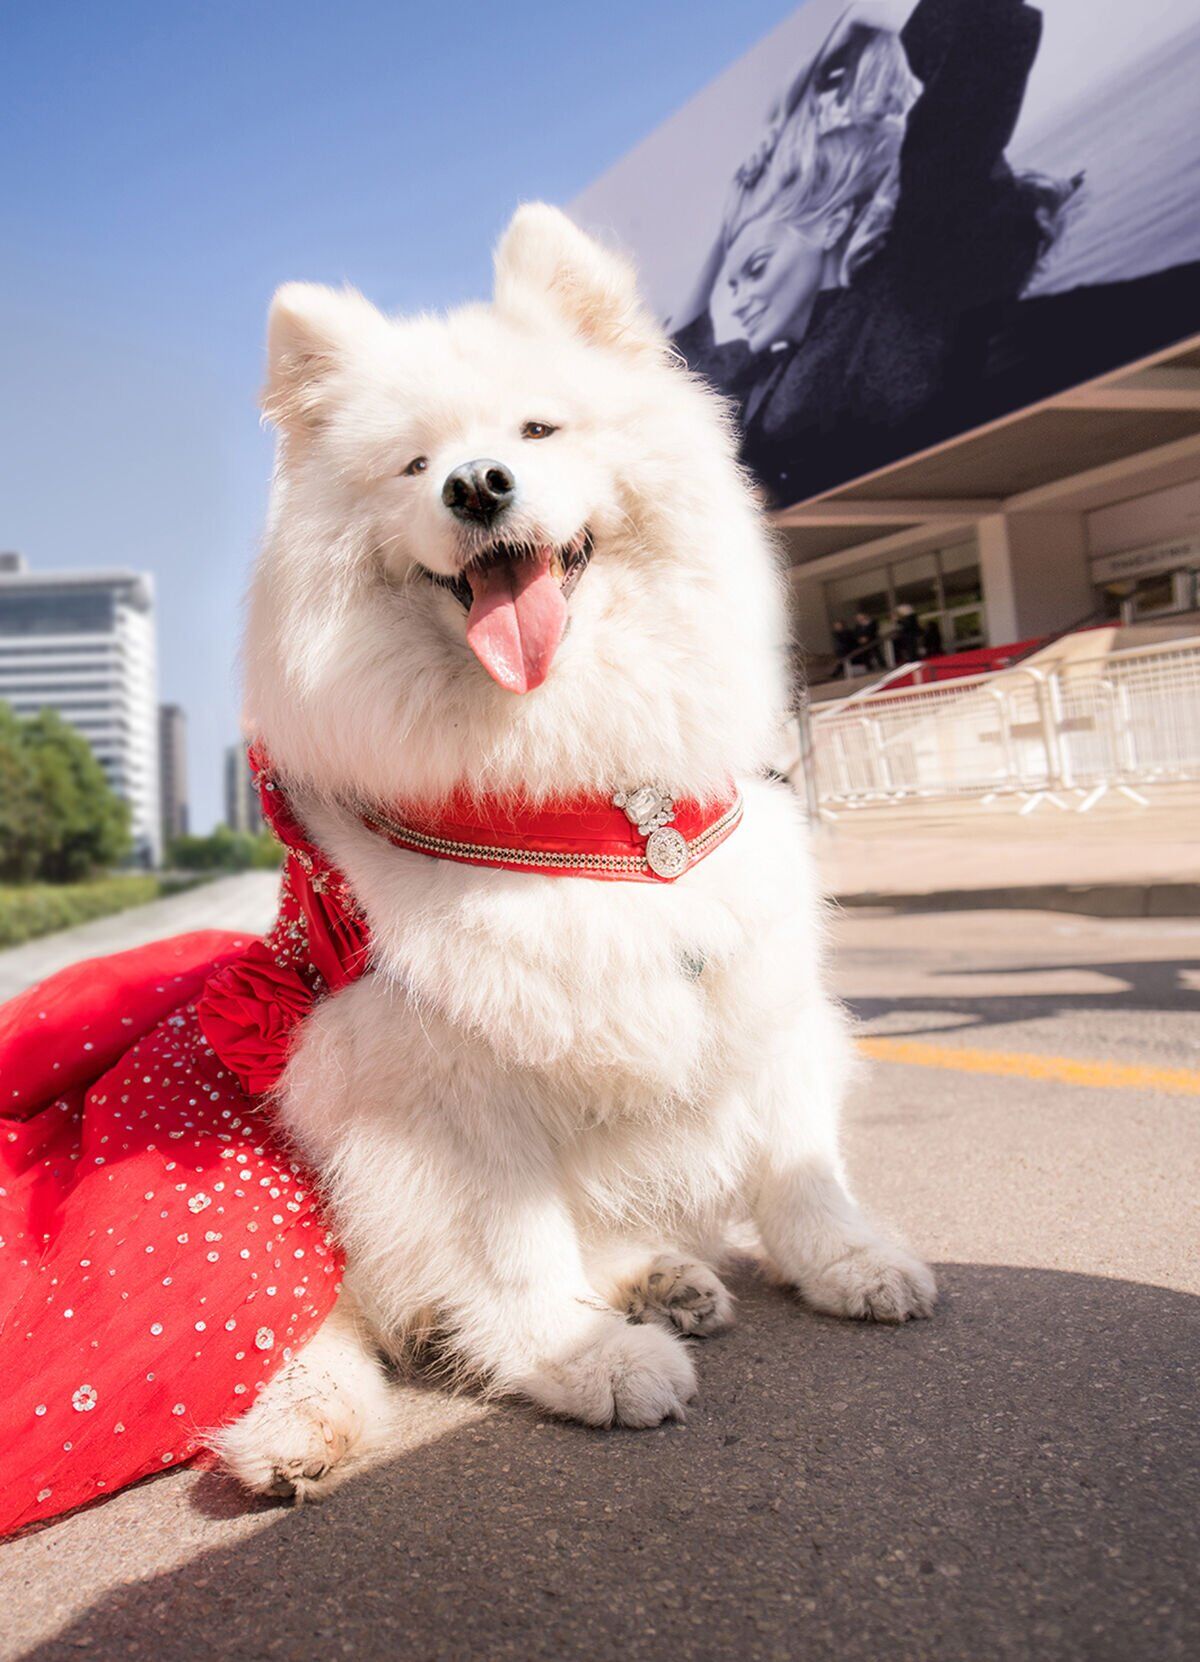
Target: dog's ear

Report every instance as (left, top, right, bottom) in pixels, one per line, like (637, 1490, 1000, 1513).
(494, 203, 665, 358)
(261, 282, 384, 432)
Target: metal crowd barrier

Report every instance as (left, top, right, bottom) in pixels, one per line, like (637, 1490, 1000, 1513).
(803, 635, 1200, 816)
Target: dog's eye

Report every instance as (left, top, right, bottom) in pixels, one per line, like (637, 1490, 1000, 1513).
(521, 421, 557, 440)
(402, 455, 429, 476)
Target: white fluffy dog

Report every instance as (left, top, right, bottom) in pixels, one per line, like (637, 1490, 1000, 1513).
(215, 204, 935, 1501)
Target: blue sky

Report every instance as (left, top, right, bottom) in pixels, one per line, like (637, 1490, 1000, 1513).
(1, 0, 796, 831)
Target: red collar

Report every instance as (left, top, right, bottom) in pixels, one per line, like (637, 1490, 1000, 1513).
(357, 783, 742, 883)
(199, 757, 743, 1103)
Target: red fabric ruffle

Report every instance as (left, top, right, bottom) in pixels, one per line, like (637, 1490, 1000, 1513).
(195, 747, 371, 1097)
(196, 942, 315, 1098)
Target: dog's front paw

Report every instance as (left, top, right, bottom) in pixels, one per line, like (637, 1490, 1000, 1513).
(626, 1255, 735, 1337)
(220, 1402, 349, 1504)
(798, 1240, 937, 1324)
(518, 1317, 696, 1428)
(212, 1348, 393, 1504)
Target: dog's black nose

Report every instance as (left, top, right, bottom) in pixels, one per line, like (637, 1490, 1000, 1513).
(442, 460, 516, 525)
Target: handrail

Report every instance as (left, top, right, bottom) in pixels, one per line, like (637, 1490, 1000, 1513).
(846, 665, 1048, 770)
(809, 656, 932, 718)
(834, 640, 888, 677)
(810, 631, 1200, 723)
(1002, 605, 1108, 669)
(802, 627, 1200, 814)
(1044, 632, 1200, 669)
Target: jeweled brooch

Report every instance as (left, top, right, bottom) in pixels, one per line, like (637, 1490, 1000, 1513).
(612, 785, 689, 880)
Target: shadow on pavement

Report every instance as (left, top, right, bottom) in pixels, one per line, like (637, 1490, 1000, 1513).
(16, 1264, 1199, 1662)
(848, 953, 1200, 1040)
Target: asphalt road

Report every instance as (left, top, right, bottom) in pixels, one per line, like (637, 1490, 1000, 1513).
(4, 898, 1199, 1662)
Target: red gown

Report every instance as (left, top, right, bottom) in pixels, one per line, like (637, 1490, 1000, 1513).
(0, 756, 367, 1536)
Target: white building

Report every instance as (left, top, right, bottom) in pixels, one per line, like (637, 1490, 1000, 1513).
(0, 552, 162, 865)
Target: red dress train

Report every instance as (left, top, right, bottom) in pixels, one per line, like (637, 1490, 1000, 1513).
(0, 755, 367, 1536)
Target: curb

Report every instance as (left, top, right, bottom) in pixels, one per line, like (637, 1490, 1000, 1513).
(831, 882, 1200, 918)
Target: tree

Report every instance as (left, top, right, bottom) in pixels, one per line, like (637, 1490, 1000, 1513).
(0, 703, 40, 883)
(0, 704, 131, 882)
(168, 826, 281, 872)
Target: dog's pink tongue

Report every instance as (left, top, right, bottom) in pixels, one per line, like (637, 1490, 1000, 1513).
(465, 550, 566, 693)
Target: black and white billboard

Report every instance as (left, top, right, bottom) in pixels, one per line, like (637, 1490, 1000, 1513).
(571, 0, 1200, 507)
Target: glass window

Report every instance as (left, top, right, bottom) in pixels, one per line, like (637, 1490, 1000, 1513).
(826, 570, 889, 621)
(820, 537, 988, 674)
(1133, 571, 1180, 615)
(938, 544, 982, 607)
(891, 553, 940, 616)
(1097, 567, 1197, 622)
(0, 590, 114, 637)
(856, 584, 890, 624)
(1099, 579, 1133, 620)
(949, 609, 986, 649)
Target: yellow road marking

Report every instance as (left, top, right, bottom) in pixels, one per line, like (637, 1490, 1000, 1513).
(857, 1036, 1200, 1097)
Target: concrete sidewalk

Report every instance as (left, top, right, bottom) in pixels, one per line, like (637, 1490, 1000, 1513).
(0, 872, 280, 1003)
(814, 786, 1200, 914)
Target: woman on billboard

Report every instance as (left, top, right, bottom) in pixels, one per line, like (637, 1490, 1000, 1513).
(671, 0, 1079, 503)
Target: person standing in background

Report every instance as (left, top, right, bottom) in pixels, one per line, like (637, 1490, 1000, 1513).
(854, 608, 884, 670)
(893, 603, 923, 663)
(832, 617, 857, 673)
(921, 615, 944, 659)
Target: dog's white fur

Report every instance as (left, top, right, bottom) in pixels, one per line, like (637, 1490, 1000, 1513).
(214, 205, 934, 1501)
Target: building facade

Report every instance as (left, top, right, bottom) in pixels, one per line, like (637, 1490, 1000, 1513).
(569, 0, 1200, 690)
(0, 552, 162, 864)
(224, 743, 263, 835)
(158, 702, 189, 848)
(777, 384, 1200, 687)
